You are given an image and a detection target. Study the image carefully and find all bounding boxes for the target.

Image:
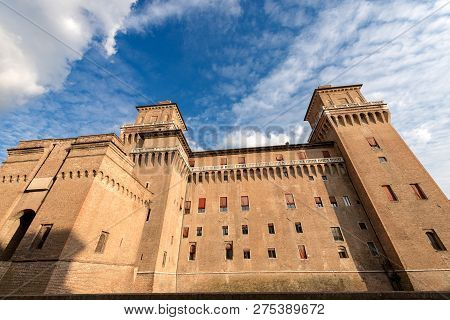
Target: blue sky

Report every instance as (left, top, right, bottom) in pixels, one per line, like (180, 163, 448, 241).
(0, 0, 449, 196)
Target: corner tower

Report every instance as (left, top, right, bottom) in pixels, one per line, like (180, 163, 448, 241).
(120, 101, 191, 292)
(305, 84, 449, 291)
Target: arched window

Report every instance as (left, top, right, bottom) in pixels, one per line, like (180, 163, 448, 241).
(225, 242, 233, 260)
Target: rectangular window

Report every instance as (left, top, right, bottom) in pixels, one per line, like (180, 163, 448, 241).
(189, 243, 196, 261)
(243, 249, 251, 259)
(298, 245, 307, 259)
(378, 156, 387, 163)
(268, 248, 277, 258)
(184, 201, 191, 214)
(220, 158, 227, 165)
(94, 231, 109, 254)
(329, 196, 338, 207)
(182, 227, 189, 238)
(238, 156, 246, 164)
(145, 209, 151, 222)
(295, 222, 303, 233)
(367, 137, 380, 149)
(241, 196, 249, 211)
(31, 224, 53, 250)
(410, 183, 427, 200)
(223, 172, 229, 182)
(222, 226, 228, 236)
(162, 251, 167, 267)
(297, 151, 307, 160)
(196, 227, 203, 236)
(425, 230, 446, 251)
(242, 225, 248, 235)
(276, 154, 284, 161)
(285, 193, 296, 208)
(198, 197, 206, 213)
(268, 223, 275, 234)
(188, 159, 195, 167)
(322, 175, 328, 181)
(382, 185, 398, 201)
(343, 196, 352, 206)
(367, 241, 379, 256)
(219, 197, 228, 212)
(359, 222, 368, 230)
(322, 151, 331, 158)
(225, 242, 233, 260)
(338, 246, 349, 258)
(331, 227, 344, 241)
(314, 197, 323, 208)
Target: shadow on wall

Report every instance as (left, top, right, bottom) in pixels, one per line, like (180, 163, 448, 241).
(321, 168, 404, 291)
(0, 210, 85, 296)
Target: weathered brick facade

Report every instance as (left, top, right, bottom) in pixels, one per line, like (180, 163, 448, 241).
(0, 84, 448, 295)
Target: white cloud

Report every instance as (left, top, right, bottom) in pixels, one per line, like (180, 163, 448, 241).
(0, 0, 138, 110)
(125, 0, 241, 31)
(0, 0, 241, 110)
(222, 0, 450, 195)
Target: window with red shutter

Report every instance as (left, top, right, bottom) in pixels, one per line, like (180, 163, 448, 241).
(198, 198, 206, 213)
(314, 197, 323, 208)
(410, 183, 427, 200)
(382, 185, 398, 201)
(285, 193, 296, 208)
(298, 245, 307, 259)
(367, 137, 380, 149)
(219, 197, 228, 212)
(241, 196, 249, 211)
(329, 196, 338, 207)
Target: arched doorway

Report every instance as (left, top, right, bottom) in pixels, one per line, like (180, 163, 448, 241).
(0, 209, 36, 261)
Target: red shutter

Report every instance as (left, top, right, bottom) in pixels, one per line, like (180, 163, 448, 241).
(220, 158, 227, 165)
(329, 196, 336, 203)
(241, 196, 249, 206)
(190, 243, 196, 253)
(382, 185, 397, 201)
(198, 198, 206, 209)
(220, 197, 227, 208)
(276, 154, 284, 161)
(298, 245, 307, 259)
(314, 197, 322, 204)
(297, 151, 306, 160)
(285, 193, 295, 205)
(238, 156, 245, 164)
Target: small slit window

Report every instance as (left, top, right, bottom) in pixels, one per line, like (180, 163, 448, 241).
(222, 226, 228, 236)
(330, 196, 338, 207)
(268, 223, 275, 234)
(31, 224, 53, 250)
(95, 231, 109, 254)
(189, 243, 196, 261)
(242, 225, 248, 235)
(298, 245, 307, 259)
(184, 201, 191, 214)
(295, 222, 303, 233)
(196, 227, 203, 236)
(425, 230, 446, 251)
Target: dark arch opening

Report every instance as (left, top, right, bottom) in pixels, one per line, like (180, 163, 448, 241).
(0, 209, 36, 261)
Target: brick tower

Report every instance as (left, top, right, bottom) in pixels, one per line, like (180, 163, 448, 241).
(120, 101, 191, 292)
(305, 84, 449, 291)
